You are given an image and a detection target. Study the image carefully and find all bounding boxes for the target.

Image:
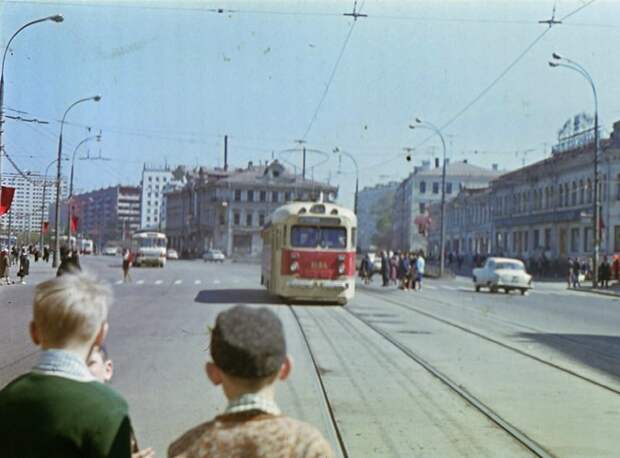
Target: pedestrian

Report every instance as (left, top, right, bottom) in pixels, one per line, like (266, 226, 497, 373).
(567, 257, 574, 289)
(398, 253, 409, 290)
(0, 249, 10, 285)
(380, 251, 389, 287)
(390, 253, 398, 285)
(17, 249, 30, 285)
(416, 250, 426, 291)
(10, 246, 18, 266)
(122, 248, 132, 283)
(409, 253, 418, 291)
(70, 249, 82, 271)
(0, 273, 134, 457)
(572, 258, 581, 289)
(87, 345, 155, 458)
(599, 256, 611, 289)
(359, 254, 370, 285)
(56, 246, 73, 277)
(34, 248, 40, 263)
(43, 245, 50, 263)
(168, 305, 333, 458)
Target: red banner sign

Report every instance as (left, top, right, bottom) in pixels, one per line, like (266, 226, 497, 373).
(70, 215, 79, 233)
(0, 186, 16, 216)
(42, 222, 49, 234)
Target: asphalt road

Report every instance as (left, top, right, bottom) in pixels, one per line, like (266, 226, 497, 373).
(2, 256, 619, 457)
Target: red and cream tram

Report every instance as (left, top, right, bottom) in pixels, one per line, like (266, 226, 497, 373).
(261, 200, 357, 305)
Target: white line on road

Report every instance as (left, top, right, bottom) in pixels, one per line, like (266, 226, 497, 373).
(136, 280, 144, 285)
(194, 280, 201, 285)
(424, 285, 437, 290)
(115, 280, 122, 285)
(174, 280, 182, 285)
(440, 285, 458, 291)
(154, 280, 163, 285)
(213, 280, 221, 285)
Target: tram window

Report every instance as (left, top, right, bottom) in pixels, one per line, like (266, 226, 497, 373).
(351, 228, 357, 248)
(291, 226, 347, 249)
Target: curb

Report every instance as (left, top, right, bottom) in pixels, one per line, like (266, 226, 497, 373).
(576, 287, 620, 298)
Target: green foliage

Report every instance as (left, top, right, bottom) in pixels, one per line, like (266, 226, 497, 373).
(370, 192, 394, 250)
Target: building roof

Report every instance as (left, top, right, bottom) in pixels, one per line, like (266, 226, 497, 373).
(413, 161, 501, 178)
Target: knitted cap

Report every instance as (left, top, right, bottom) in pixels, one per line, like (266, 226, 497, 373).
(211, 305, 286, 378)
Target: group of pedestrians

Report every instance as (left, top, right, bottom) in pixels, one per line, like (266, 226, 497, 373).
(568, 256, 614, 289)
(359, 250, 426, 291)
(0, 271, 334, 457)
(0, 246, 30, 285)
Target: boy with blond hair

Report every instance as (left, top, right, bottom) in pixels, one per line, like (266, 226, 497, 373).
(168, 305, 333, 458)
(0, 273, 133, 457)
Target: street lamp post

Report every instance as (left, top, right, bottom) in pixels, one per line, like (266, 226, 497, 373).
(0, 14, 63, 236)
(410, 118, 447, 277)
(333, 147, 359, 215)
(549, 53, 600, 287)
(39, 157, 66, 252)
(65, 133, 101, 243)
(52, 95, 101, 267)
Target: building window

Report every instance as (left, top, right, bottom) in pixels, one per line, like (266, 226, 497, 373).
(148, 177, 152, 182)
(272, 191, 279, 202)
(246, 213, 253, 226)
(559, 185, 564, 207)
(523, 231, 529, 252)
(234, 190, 241, 202)
(260, 191, 266, 202)
(564, 183, 570, 207)
(259, 213, 265, 226)
(247, 190, 254, 202)
(219, 212, 225, 225)
(156, 176, 160, 181)
(285, 192, 291, 202)
(571, 227, 580, 252)
(233, 212, 240, 225)
(583, 227, 592, 252)
(432, 182, 439, 194)
(419, 202, 426, 214)
(146, 216, 151, 222)
(533, 229, 540, 249)
(419, 181, 426, 194)
(571, 181, 577, 206)
(446, 182, 453, 194)
(579, 179, 585, 204)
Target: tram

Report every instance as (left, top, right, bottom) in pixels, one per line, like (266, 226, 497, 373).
(261, 199, 357, 305)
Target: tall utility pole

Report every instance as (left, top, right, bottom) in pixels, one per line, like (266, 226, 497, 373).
(333, 147, 359, 215)
(549, 53, 600, 287)
(410, 119, 447, 277)
(224, 135, 228, 171)
(295, 139, 306, 179)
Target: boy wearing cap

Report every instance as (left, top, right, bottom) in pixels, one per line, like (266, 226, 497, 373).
(0, 273, 133, 457)
(168, 305, 333, 458)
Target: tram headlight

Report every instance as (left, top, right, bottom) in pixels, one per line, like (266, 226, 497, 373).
(290, 261, 299, 272)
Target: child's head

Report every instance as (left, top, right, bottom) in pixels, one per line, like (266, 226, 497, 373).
(30, 273, 111, 354)
(87, 344, 114, 383)
(206, 305, 290, 398)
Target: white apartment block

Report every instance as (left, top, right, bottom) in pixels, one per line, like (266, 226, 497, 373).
(0, 172, 67, 233)
(140, 165, 175, 230)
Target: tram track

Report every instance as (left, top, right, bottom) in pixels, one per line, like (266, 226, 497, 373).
(358, 287, 620, 397)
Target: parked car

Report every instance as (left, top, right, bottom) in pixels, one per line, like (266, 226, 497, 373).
(103, 246, 119, 256)
(166, 248, 179, 260)
(473, 257, 532, 295)
(203, 249, 225, 263)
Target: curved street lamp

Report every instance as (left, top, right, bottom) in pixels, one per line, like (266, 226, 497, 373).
(53, 95, 101, 266)
(410, 118, 447, 277)
(333, 147, 359, 215)
(0, 14, 63, 217)
(66, 132, 101, 240)
(549, 52, 600, 287)
(39, 157, 68, 252)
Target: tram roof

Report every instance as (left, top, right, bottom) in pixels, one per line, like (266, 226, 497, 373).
(269, 201, 356, 225)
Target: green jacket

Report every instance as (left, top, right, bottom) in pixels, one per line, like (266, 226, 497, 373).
(0, 372, 132, 458)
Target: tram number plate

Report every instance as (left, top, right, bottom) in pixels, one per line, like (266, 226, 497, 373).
(311, 261, 328, 269)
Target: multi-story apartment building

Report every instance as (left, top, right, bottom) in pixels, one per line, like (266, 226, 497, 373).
(357, 182, 398, 251)
(165, 160, 338, 258)
(428, 119, 620, 262)
(0, 172, 67, 234)
(140, 165, 181, 230)
(391, 160, 501, 252)
(52, 185, 141, 248)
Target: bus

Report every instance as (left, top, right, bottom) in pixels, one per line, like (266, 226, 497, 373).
(261, 199, 357, 305)
(131, 231, 167, 267)
(78, 238, 94, 255)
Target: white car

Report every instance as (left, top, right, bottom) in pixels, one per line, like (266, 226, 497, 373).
(166, 249, 179, 260)
(472, 257, 532, 295)
(203, 249, 225, 263)
(103, 246, 119, 256)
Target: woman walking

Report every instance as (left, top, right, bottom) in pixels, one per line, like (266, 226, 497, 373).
(122, 248, 132, 283)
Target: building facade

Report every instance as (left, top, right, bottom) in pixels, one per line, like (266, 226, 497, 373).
(140, 165, 182, 230)
(52, 185, 141, 248)
(0, 172, 67, 234)
(392, 160, 501, 252)
(356, 182, 398, 251)
(427, 120, 620, 263)
(165, 160, 338, 258)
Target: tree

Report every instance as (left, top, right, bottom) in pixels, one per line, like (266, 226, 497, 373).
(370, 192, 394, 250)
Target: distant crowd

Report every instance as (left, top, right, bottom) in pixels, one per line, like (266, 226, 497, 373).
(360, 250, 426, 291)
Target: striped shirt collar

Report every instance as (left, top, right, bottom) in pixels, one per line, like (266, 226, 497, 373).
(224, 393, 281, 416)
(32, 349, 96, 382)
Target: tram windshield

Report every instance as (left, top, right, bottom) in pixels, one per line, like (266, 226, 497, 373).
(291, 226, 347, 249)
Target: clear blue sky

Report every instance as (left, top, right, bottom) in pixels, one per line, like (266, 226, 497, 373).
(2, 0, 619, 208)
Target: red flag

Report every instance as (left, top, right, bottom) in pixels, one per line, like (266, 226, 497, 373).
(42, 222, 49, 234)
(0, 186, 16, 216)
(70, 215, 79, 233)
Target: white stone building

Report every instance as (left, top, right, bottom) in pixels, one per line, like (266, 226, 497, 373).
(140, 165, 179, 230)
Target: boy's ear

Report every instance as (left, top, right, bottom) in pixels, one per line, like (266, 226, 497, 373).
(278, 355, 293, 381)
(29, 321, 40, 346)
(94, 321, 109, 347)
(206, 362, 223, 385)
(104, 359, 114, 382)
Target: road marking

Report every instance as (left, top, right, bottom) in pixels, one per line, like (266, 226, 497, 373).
(233, 279, 240, 284)
(440, 285, 458, 291)
(136, 280, 144, 285)
(114, 280, 122, 285)
(194, 280, 201, 285)
(154, 280, 163, 285)
(424, 285, 437, 290)
(213, 280, 221, 284)
(174, 280, 182, 285)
